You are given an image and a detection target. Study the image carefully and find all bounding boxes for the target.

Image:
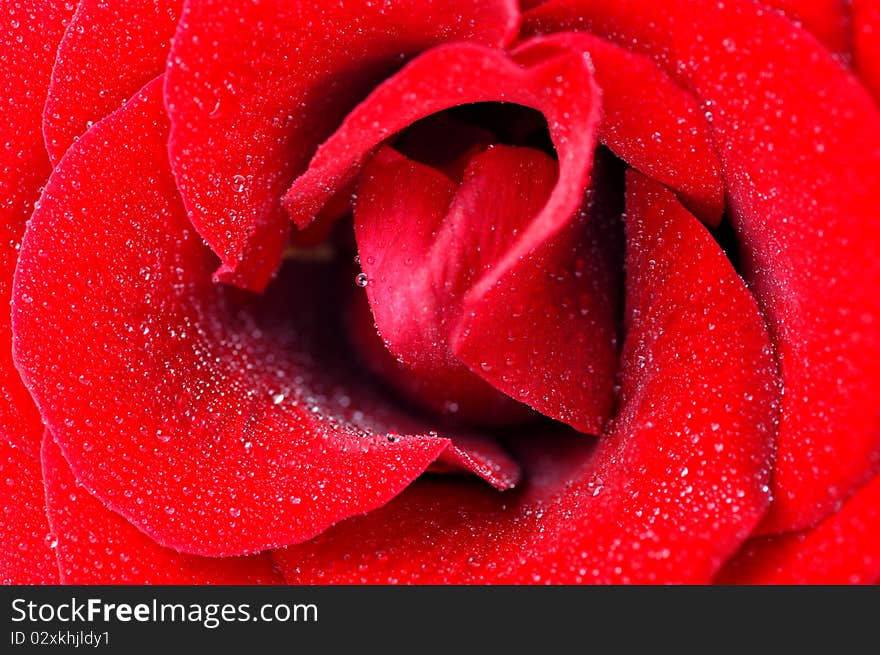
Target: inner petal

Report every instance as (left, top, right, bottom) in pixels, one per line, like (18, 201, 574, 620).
(352, 141, 623, 433)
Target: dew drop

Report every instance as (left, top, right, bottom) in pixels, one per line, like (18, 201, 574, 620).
(231, 174, 247, 193)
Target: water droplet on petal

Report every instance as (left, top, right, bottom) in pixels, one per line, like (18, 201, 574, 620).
(231, 174, 247, 193)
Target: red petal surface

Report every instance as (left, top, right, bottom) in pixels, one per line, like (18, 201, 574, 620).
(283, 41, 599, 232)
(0, 439, 58, 584)
(526, 0, 880, 534)
(853, 0, 880, 104)
(164, 0, 518, 291)
(761, 0, 850, 57)
(354, 145, 618, 431)
(42, 434, 282, 584)
(12, 78, 516, 558)
(718, 474, 880, 584)
(43, 0, 182, 165)
(349, 149, 538, 426)
(285, 42, 622, 431)
(273, 173, 778, 584)
(515, 32, 723, 224)
(0, 0, 75, 457)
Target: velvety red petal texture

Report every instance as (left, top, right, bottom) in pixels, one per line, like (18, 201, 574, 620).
(164, 0, 518, 291)
(761, 0, 850, 57)
(1, 0, 75, 458)
(273, 173, 778, 584)
(41, 434, 282, 584)
(13, 78, 518, 558)
(515, 32, 723, 224)
(43, 0, 182, 165)
(0, 439, 58, 584)
(718, 475, 880, 584)
(853, 0, 880, 104)
(526, 0, 880, 534)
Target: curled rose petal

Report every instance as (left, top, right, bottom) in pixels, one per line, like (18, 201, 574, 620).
(283, 41, 600, 232)
(718, 475, 880, 584)
(0, 439, 58, 584)
(349, 146, 541, 426)
(515, 32, 723, 224)
(526, 0, 880, 535)
(43, 0, 182, 165)
(41, 433, 283, 584)
(284, 42, 626, 430)
(13, 78, 518, 558)
(164, 0, 519, 291)
(273, 173, 778, 584)
(1, 0, 75, 457)
(354, 144, 620, 432)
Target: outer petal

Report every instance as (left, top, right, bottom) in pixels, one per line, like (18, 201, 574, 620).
(0, 440, 57, 584)
(43, 0, 182, 165)
(12, 78, 516, 558)
(41, 434, 282, 584)
(853, 0, 880, 104)
(164, 0, 518, 291)
(718, 475, 880, 584)
(0, 0, 75, 457)
(273, 173, 778, 584)
(526, 0, 880, 534)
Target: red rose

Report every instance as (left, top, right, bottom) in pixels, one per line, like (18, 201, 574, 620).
(2, 0, 879, 584)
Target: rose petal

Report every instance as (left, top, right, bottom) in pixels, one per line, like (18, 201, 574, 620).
(164, 0, 518, 292)
(1, 0, 75, 457)
(355, 143, 617, 435)
(0, 439, 58, 584)
(12, 78, 517, 558)
(718, 474, 880, 584)
(283, 42, 625, 431)
(283, 41, 600, 233)
(451, 150, 623, 434)
(354, 144, 619, 432)
(515, 32, 723, 224)
(273, 173, 778, 584)
(43, 0, 182, 165)
(345, 241, 538, 428)
(526, 0, 880, 535)
(853, 0, 880, 104)
(41, 433, 282, 584)
(760, 1, 850, 57)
